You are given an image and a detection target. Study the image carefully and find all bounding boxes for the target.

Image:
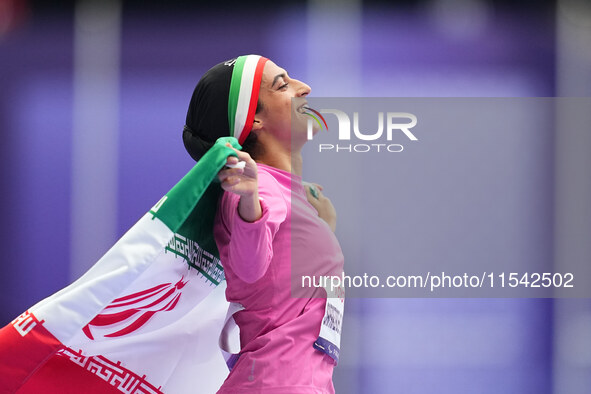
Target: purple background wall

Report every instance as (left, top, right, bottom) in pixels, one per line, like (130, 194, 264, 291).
(1, 1, 588, 393)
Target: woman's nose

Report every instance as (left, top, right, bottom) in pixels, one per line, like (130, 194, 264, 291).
(295, 79, 311, 97)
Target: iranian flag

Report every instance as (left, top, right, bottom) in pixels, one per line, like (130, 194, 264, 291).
(0, 137, 241, 394)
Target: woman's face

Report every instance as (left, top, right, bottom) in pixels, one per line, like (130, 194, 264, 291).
(255, 60, 314, 149)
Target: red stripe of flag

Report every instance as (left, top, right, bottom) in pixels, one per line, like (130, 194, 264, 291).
(0, 312, 62, 393)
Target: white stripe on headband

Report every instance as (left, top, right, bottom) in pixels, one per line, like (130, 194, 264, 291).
(228, 55, 268, 145)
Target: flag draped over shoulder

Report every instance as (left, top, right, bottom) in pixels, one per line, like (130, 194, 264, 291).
(0, 137, 241, 394)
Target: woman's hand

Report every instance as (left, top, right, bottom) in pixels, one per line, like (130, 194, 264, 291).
(305, 183, 337, 232)
(218, 144, 262, 222)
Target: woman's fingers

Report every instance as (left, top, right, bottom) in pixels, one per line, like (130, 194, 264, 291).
(225, 155, 240, 166)
(225, 143, 254, 163)
(221, 176, 241, 190)
(303, 184, 337, 232)
(306, 185, 320, 200)
(304, 182, 324, 201)
(218, 166, 244, 183)
(219, 143, 258, 197)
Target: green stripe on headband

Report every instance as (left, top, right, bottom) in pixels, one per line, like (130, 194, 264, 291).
(227, 56, 246, 138)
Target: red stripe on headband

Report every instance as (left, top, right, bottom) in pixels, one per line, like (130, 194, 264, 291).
(239, 57, 268, 145)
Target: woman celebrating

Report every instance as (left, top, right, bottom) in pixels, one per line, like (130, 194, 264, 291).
(183, 55, 344, 393)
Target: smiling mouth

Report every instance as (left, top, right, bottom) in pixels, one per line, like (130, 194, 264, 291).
(297, 103, 309, 114)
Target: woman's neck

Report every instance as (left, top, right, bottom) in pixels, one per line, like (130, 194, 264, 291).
(255, 134, 303, 176)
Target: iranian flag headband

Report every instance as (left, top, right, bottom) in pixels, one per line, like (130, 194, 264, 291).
(227, 55, 269, 145)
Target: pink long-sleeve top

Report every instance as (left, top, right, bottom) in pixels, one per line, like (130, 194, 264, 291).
(214, 163, 344, 393)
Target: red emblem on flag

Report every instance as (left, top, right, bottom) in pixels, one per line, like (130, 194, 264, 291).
(83, 277, 188, 340)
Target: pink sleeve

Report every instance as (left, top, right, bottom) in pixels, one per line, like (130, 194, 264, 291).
(218, 171, 288, 283)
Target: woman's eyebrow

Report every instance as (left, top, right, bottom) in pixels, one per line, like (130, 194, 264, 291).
(271, 73, 287, 88)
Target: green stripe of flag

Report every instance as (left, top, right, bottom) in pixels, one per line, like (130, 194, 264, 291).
(150, 137, 241, 233)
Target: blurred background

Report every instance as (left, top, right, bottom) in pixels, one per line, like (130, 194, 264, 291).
(1, 0, 590, 393)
